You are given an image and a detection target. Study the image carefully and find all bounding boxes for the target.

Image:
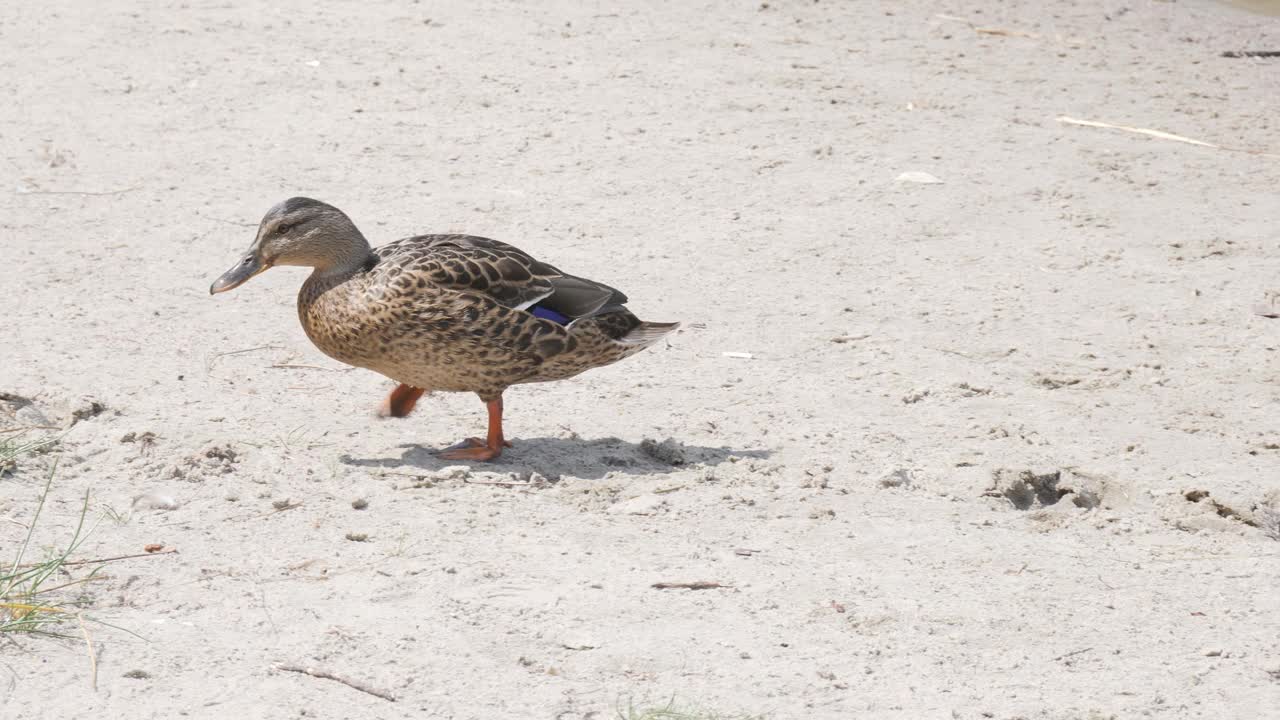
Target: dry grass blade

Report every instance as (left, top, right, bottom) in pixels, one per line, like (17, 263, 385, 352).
(1057, 116, 1280, 158)
(77, 613, 97, 691)
(204, 344, 286, 374)
(1058, 116, 1219, 147)
(0, 426, 60, 435)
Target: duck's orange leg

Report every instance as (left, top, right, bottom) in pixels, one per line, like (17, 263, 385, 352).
(438, 396, 512, 462)
(378, 384, 426, 418)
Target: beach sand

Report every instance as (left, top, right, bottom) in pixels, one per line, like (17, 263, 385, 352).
(1, 1, 1278, 717)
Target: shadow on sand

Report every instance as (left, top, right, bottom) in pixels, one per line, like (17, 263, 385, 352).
(339, 436, 769, 481)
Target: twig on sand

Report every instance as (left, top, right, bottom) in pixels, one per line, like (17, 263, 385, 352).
(205, 345, 286, 373)
(14, 186, 138, 197)
(936, 14, 1068, 42)
(1053, 647, 1093, 662)
(64, 548, 178, 567)
(210, 345, 285, 360)
(77, 613, 97, 691)
(380, 470, 436, 479)
(975, 26, 1039, 38)
(464, 477, 534, 486)
(937, 14, 1038, 36)
(273, 663, 397, 702)
(234, 501, 303, 521)
(17, 548, 178, 570)
(269, 363, 348, 371)
(933, 346, 1017, 363)
(196, 212, 257, 228)
(258, 589, 279, 635)
(651, 581, 730, 590)
(1221, 50, 1280, 58)
(1057, 116, 1280, 158)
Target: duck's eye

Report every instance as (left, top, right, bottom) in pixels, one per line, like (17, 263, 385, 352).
(276, 222, 293, 234)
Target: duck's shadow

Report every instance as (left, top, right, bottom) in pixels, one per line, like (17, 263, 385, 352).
(339, 436, 768, 481)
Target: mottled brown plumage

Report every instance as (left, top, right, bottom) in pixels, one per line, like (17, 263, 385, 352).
(210, 197, 679, 461)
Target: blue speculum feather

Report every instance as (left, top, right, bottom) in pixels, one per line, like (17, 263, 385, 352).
(530, 304, 570, 325)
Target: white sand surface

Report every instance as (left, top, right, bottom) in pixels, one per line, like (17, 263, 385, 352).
(1, 1, 1278, 718)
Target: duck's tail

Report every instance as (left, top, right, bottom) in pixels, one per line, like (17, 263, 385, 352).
(567, 308, 678, 345)
(619, 320, 681, 346)
(534, 312, 679, 383)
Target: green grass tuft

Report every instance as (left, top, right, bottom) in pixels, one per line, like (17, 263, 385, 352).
(0, 458, 105, 637)
(0, 433, 59, 476)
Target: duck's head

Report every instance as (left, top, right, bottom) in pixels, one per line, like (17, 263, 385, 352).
(210, 197, 367, 294)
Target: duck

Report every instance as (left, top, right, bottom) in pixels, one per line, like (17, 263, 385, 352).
(210, 197, 679, 461)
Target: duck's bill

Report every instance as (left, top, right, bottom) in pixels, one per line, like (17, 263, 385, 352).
(210, 253, 268, 294)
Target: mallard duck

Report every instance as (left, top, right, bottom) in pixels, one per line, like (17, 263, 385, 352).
(210, 197, 678, 461)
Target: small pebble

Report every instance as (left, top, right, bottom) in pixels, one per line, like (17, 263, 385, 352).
(123, 669, 151, 679)
(434, 465, 471, 481)
(351, 498, 368, 510)
(345, 532, 369, 542)
(1203, 648, 1222, 657)
(879, 468, 914, 488)
(132, 492, 179, 511)
(901, 388, 930, 404)
(639, 437, 687, 465)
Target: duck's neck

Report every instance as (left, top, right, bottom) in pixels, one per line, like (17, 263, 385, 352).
(307, 230, 373, 281)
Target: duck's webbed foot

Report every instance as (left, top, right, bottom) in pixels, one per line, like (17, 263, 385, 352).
(436, 396, 510, 462)
(378, 384, 425, 418)
(437, 441, 505, 462)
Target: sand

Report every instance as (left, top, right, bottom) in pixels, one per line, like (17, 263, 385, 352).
(1, 1, 1278, 718)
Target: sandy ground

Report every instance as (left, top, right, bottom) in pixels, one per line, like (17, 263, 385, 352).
(2, 1, 1279, 718)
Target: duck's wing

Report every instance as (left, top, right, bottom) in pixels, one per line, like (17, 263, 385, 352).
(383, 234, 628, 318)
